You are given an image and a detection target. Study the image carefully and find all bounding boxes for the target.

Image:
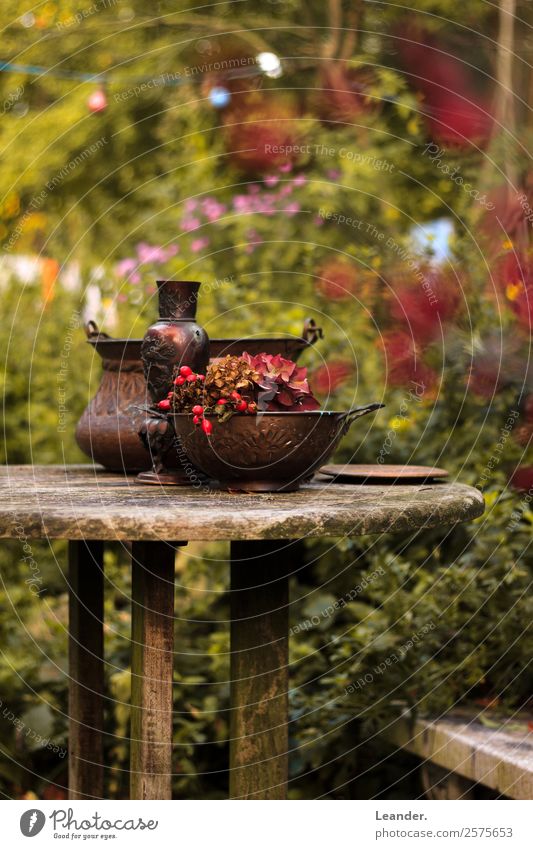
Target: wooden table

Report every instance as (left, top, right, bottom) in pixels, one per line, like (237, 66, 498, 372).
(0, 465, 484, 800)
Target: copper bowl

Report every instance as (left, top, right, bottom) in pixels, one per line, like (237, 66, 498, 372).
(172, 404, 384, 492)
(76, 319, 322, 473)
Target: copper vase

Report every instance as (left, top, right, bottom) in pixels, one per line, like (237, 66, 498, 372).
(137, 280, 210, 484)
(141, 280, 210, 402)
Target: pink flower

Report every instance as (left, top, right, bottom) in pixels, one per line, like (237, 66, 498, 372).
(181, 217, 200, 232)
(184, 199, 197, 212)
(278, 184, 294, 197)
(247, 184, 260, 194)
(327, 169, 341, 181)
(115, 258, 137, 277)
(190, 237, 210, 253)
(241, 351, 320, 411)
(264, 175, 279, 187)
(293, 174, 306, 187)
(279, 162, 292, 173)
(245, 229, 263, 252)
(137, 243, 169, 264)
(202, 199, 226, 221)
(285, 202, 300, 215)
(233, 195, 253, 213)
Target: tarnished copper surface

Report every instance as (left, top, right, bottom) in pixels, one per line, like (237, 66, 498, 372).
(76, 317, 322, 474)
(172, 405, 383, 492)
(141, 281, 210, 403)
(320, 463, 450, 482)
(75, 329, 150, 473)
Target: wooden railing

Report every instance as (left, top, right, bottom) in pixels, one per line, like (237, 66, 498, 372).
(385, 711, 533, 799)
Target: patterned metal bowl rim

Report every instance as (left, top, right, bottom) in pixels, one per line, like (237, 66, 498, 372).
(173, 410, 354, 418)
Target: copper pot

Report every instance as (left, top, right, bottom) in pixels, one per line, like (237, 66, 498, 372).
(209, 319, 322, 360)
(75, 319, 322, 473)
(171, 405, 384, 492)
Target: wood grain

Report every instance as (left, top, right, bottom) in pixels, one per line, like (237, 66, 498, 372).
(229, 540, 290, 799)
(130, 541, 176, 800)
(387, 713, 533, 799)
(68, 540, 104, 800)
(0, 466, 484, 541)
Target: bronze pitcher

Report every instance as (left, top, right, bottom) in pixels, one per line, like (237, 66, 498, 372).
(75, 322, 150, 472)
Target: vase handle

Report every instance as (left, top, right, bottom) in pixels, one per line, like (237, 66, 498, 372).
(302, 318, 324, 345)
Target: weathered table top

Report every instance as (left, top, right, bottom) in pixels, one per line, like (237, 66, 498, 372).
(0, 465, 484, 541)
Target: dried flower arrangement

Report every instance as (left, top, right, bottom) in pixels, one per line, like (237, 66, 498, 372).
(155, 352, 319, 434)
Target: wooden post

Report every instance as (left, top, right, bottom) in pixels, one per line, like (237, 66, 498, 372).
(68, 540, 104, 800)
(229, 540, 290, 799)
(130, 541, 176, 800)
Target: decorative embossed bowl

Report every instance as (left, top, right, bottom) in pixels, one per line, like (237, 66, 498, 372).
(172, 404, 383, 492)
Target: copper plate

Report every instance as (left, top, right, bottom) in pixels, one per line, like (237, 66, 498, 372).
(319, 463, 449, 482)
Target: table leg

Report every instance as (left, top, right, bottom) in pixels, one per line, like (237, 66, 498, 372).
(68, 540, 104, 800)
(229, 540, 290, 799)
(130, 541, 176, 800)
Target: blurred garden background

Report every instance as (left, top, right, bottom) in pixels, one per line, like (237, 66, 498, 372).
(0, 0, 532, 799)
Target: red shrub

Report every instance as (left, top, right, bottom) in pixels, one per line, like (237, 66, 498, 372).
(510, 466, 533, 492)
(380, 331, 438, 394)
(223, 95, 305, 175)
(316, 260, 359, 301)
(397, 29, 493, 147)
(312, 359, 356, 395)
(389, 270, 462, 345)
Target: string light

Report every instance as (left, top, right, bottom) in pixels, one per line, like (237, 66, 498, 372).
(256, 52, 282, 79)
(0, 54, 292, 114)
(0, 58, 277, 87)
(87, 88, 107, 113)
(209, 86, 231, 108)
(19, 13, 35, 28)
